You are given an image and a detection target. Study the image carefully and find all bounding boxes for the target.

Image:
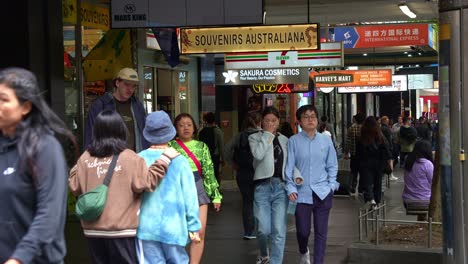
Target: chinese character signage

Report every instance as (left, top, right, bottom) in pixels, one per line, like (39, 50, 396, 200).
(225, 42, 343, 70)
(311, 69, 392, 88)
(333, 24, 431, 49)
(181, 24, 319, 54)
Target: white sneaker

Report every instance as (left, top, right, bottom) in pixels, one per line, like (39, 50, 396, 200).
(299, 248, 311, 264)
(390, 174, 398, 181)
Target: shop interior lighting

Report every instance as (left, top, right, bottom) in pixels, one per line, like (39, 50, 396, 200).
(363, 53, 368, 56)
(399, 3, 417, 19)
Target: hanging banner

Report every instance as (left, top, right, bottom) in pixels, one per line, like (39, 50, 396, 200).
(181, 24, 319, 54)
(216, 68, 310, 85)
(63, 0, 77, 24)
(333, 23, 432, 49)
(310, 69, 392, 88)
(224, 42, 342, 69)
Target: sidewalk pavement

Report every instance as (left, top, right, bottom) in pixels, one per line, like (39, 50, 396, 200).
(64, 167, 411, 264)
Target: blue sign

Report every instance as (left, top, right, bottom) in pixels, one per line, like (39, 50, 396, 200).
(333, 27, 359, 49)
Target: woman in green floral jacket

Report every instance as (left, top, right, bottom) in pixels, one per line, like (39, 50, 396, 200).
(169, 113, 222, 264)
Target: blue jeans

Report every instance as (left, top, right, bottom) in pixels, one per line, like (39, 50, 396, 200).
(136, 239, 189, 264)
(254, 177, 288, 264)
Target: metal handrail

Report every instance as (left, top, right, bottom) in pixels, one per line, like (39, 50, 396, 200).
(358, 201, 440, 248)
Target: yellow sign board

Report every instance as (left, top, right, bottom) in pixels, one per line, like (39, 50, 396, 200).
(63, 0, 77, 24)
(62, 0, 110, 30)
(81, 2, 110, 31)
(180, 24, 319, 54)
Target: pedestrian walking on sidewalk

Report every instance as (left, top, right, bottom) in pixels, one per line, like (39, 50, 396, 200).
(170, 113, 222, 264)
(224, 111, 262, 240)
(249, 107, 289, 264)
(0, 68, 77, 264)
(136, 111, 201, 264)
(344, 112, 365, 194)
(356, 117, 392, 211)
(286, 105, 339, 264)
(69, 110, 174, 264)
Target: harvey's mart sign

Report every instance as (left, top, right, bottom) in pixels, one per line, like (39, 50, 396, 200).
(181, 24, 319, 54)
(216, 68, 310, 85)
(311, 70, 393, 88)
(225, 42, 343, 70)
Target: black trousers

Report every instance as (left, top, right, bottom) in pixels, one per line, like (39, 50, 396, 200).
(360, 165, 384, 204)
(236, 169, 255, 236)
(87, 237, 138, 264)
(350, 156, 360, 192)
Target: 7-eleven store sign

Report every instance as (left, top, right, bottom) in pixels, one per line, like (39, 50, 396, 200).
(224, 42, 343, 70)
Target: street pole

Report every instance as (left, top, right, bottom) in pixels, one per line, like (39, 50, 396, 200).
(439, 1, 468, 263)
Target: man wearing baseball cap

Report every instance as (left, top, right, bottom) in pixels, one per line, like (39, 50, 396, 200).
(85, 67, 150, 152)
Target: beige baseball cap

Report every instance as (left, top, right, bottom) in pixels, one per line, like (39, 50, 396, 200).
(115, 68, 139, 82)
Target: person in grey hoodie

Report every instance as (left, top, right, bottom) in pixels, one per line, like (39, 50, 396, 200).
(0, 68, 77, 264)
(248, 107, 289, 264)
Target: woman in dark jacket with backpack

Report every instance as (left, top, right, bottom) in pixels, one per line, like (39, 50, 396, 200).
(225, 111, 262, 239)
(357, 116, 392, 210)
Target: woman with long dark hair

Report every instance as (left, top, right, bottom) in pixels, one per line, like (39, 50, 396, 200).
(402, 140, 434, 220)
(69, 110, 175, 264)
(357, 116, 391, 210)
(0, 68, 76, 263)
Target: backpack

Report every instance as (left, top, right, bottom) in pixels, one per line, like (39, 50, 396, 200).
(75, 154, 119, 221)
(198, 126, 217, 157)
(233, 131, 258, 171)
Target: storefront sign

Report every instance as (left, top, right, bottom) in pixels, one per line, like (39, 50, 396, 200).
(62, 0, 110, 30)
(408, 74, 434, 89)
(216, 68, 310, 85)
(251, 83, 310, 94)
(111, 0, 262, 28)
(81, 2, 110, 30)
(181, 24, 319, 54)
(333, 23, 432, 49)
(224, 42, 342, 69)
(337, 75, 407, 93)
(311, 69, 392, 88)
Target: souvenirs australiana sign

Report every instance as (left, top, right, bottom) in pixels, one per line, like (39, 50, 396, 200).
(181, 24, 319, 54)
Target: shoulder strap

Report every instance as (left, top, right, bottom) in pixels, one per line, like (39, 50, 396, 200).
(103, 154, 120, 186)
(176, 139, 203, 177)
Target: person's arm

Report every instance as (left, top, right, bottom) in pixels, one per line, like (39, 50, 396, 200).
(285, 138, 298, 198)
(215, 127, 224, 164)
(200, 143, 223, 205)
(68, 164, 81, 197)
(325, 137, 339, 191)
(248, 131, 274, 161)
(10, 137, 68, 263)
(224, 134, 239, 166)
(426, 161, 434, 186)
(133, 148, 180, 193)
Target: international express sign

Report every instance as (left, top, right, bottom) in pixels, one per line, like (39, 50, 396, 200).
(181, 24, 319, 54)
(334, 24, 430, 48)
(311, 70, 392, 88)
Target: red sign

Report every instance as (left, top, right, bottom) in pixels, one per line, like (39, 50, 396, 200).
(335, 24, 430, 48)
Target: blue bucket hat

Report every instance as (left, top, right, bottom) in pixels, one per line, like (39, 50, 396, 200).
(143, 111, 176, 145)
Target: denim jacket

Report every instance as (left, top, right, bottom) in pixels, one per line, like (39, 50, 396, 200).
(248, 131, 288, 181)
